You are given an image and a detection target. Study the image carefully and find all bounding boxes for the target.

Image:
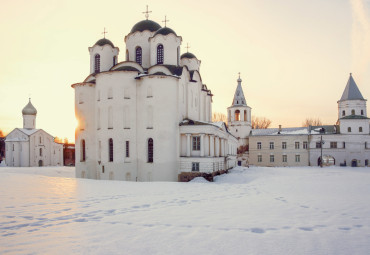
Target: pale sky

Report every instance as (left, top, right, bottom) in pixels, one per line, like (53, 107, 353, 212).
(1, 0, 370, 142)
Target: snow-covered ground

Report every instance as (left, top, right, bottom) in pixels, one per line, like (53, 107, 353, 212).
(1, 166, 370, 255)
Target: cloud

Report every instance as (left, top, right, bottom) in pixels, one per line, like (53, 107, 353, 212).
(350, 0, 370, 80)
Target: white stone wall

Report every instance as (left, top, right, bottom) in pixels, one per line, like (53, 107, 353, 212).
(339, 119, 369, 135)
(338, 100, 367, 119)
(149, 34, 181, 66)
(125, 31, 155, 68)
(23, 115, 36, 129)
(180, 58, 201, 71)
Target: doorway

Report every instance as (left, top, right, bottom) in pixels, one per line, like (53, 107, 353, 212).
(38, 160, 43, 167)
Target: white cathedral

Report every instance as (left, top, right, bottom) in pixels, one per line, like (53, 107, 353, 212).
(72, 17, 238, 181)
(5, 99, 64, 167)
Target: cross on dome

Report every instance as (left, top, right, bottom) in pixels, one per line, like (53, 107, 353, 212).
(162, 15, 169, 27)
(142, 5, 152, 20)
(102, 27, 108, 38)
(185, 43, 190, 52)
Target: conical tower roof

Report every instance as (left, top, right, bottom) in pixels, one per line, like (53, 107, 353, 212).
(22, 99, 37, 115)
(339, 73, 365, 101)
(232, 75, 247, 106)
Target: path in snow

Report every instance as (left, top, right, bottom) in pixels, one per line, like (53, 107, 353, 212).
(0, 166, 370, 254)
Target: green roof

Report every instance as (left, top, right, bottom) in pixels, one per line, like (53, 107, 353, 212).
(154, 27, 177, 36)
(95, 38, 114, 48)
(114, 66, 140, 72)
(130, 20, 161, 33)
(341, 115, 369, 120)
(181, 52, 196, 59)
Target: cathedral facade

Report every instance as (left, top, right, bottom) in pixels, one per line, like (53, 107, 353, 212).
(5, 100, 63, 167)
(72, 18, 238, 181)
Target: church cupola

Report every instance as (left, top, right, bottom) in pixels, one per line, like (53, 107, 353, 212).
(89, 33, 119, 74)
(149, 17, 182, 67)
(227, 74, 252, 143)
(180, 50, 201, 71)
(22, 98, 37, 129)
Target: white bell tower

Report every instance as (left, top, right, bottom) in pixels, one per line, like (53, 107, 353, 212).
(227, 74, 252, 146)
(22, 98, 37, 129)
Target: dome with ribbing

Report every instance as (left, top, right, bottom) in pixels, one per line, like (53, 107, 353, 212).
(22, 100, 37, 115)
(130, 20, 162, 33)
(154, 27, 177, 36)
(181, 52, 197, 59)
(94, 38, 115, 48)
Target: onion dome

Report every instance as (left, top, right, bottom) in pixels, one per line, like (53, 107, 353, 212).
(94, 38, 115, 48)
(181, 52, 197, 59)
(130, 20, 161, 33)
(22, 99, 37, 115)
(154, 27, 177, 36)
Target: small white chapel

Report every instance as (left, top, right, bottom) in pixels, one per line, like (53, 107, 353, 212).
(5, 99, 64, 167)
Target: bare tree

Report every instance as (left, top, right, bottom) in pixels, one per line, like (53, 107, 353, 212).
(252, 116, 272, 129)
(212, 112, 227, 123)
(302, 118, 322, 127)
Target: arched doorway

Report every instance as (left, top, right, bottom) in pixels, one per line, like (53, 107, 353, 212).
(38, 160, 43, 167)
(351, 160, 358, 167)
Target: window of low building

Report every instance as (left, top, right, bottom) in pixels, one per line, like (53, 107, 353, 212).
(269, 142, 274, 150)
(258, 155, 262, 162)
(270, 154, 274, 162)
(282, 142, 287, 149)
(192, 162, 199, 171)
(282, 155, 287, 162)
(295, 142, 300, 149)
(330, 142, 337, 149)
(257, 142, 262, 150)
(303, 141, 308, 149)
(192, 136, 200, 151)
(295, 154, 300, 162)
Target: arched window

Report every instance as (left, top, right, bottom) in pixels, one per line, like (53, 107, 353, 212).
(148, 138, 153, 163)
(342, 110, 345, 116)
(244, 110, 247, 121)
(348, 127, 352, 132)
(126, 49, 129, 61)
(135, 47, 142, 65)
(94, 54, 100, 73)
(351, 109, 355, 115)
(235, 110, 240, 121)
(157, 44, 164, 64)
(39, 148, 42, 157)
(81, 139, 86, 162)
(109, 138, 113, 162)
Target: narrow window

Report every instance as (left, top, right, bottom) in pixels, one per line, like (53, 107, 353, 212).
(342, 110, 345, 116)
(157, 44, 164, 64)
(257, 142, 262, 149)
(113, 56, 117, 66)
(244, 110, 247, 121)
(303, 141, 308, 149)
(235, 110, 240, 121)
(81, 139, 86, 162)
(109, 138, 113, 162)
(12, 144, 14, 151)
(270, 142, 274, 149)
(40, 148, 42, 156)
(148, 138, 154, 163)
(295, 142, 300, 149)
(39, 136, 42, 144)
(108, 88, 113, 99)
(295, 155, 300, 162)
(343, 142, 346, 148)
(361, 110, 364, 115)
(365, 159, 368, 166)
(359, 127, 363, 132)
(192, 162, 200, 171)
(348, 127, 352, 132)
(282, 142, 287, 149)
(270, 155, 274, 163)
(282, 155, 287, 162)
(258, 155, 262, 162)
(365, 142, 367, 149)
(108, 106, 113, 129)
(126, 49, 129, 61)
(351, 109, 355, 115)
(94, 54, 100, 73)
(192, 136, 200, 151)
(126, 141, 130, 158)
(330, 142, 337, 148)
(136, 47, 142, 65)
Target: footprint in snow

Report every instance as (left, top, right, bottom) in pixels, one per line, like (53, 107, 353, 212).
(299, 227, 313, 231)
(251, 228, 265, 233)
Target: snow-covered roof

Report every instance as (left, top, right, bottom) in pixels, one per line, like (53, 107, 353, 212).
(18, 128, 39, 136)
(339, 73, 365, 101)
(251, 127, 309, 136)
